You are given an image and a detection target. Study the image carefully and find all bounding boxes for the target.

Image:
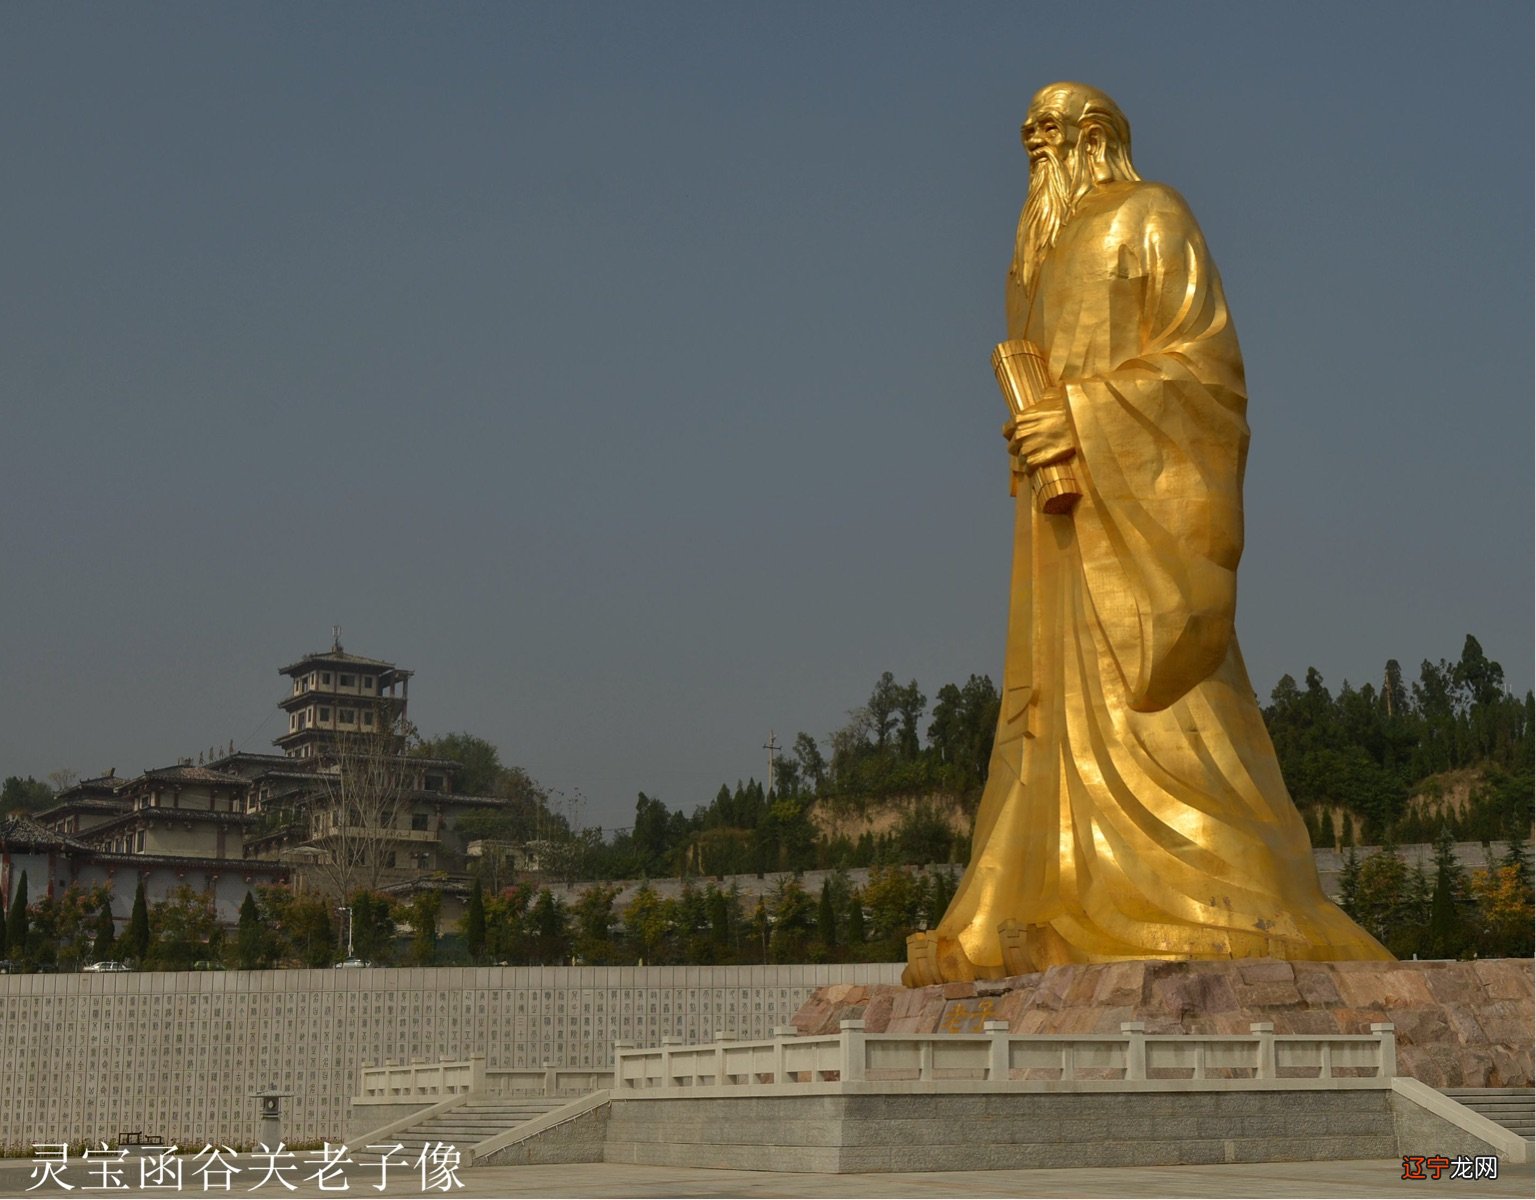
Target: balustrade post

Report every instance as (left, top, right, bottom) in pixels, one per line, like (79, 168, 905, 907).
(469, 1054, 487, 1094)
(983, 1019, 1010, 1082)
(1121, 1021, 1147, 1082)
(771, 1025, 795, 1085)
(1370, 1023, 1397, 1079)
(661, 1036, 683, 1087)
(839, 1019, 866, 1083)
(613, 1040, 635, 1090)
(1249, 1022, 1275, 1081)
(713, 1030, 733, 1086)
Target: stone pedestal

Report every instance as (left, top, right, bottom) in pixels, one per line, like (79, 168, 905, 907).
(792, 958, 1533, 1088)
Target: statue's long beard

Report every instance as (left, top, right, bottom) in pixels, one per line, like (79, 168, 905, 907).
(1013, 150, 1082, 291)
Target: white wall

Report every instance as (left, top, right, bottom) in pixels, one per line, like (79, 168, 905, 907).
(0, 962, 900, 1149)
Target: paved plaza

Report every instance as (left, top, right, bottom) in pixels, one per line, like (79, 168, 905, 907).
(0, 1156, 1529, 1199)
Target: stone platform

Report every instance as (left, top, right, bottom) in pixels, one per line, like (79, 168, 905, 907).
(792, 958, 1534, 1088)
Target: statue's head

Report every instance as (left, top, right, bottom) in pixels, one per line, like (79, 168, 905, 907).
(1013, 82, 1141, 290)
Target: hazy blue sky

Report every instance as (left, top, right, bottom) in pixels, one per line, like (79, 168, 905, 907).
(3, 3, 1531, 831)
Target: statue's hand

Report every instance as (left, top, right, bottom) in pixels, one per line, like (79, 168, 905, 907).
(1005, 388, 1077, 472)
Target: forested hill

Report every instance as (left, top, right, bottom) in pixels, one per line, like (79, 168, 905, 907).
(545, 634, 1531, 883)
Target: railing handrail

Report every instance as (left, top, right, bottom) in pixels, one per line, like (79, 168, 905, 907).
(611, 1019, 1398, 1091)
(359, 1021, 1399, 1101)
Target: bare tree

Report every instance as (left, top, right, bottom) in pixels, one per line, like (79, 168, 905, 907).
(305, 712, 419, 900)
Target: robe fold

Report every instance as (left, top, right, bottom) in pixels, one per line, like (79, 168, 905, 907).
(929, 180, 1390, 977)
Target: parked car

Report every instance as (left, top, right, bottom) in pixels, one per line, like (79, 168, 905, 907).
(82, 960, 131, 973)
(334, 958, 371, 969)
(0, 960, 19, 975)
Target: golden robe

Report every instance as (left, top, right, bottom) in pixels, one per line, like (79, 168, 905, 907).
(915, 180, 1389, 981)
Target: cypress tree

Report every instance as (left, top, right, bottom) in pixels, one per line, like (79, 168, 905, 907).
(1427, 825, 1465, 958)
(816, 879, 838, 955)
(1338, 848, 1361, 918)
(125, 879, 150, 963)
(845, 891, 866, 948)
(236, 892, 264, 970)
(1502, 827, 1533, 892)
(464, 879, 486, 962)
(5, 872, 28, 963)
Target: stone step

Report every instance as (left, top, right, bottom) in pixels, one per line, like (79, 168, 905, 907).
(1438, 1088, 1535, 1142)
(383, 1098, 568, 1156)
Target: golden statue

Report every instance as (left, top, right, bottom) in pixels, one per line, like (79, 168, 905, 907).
(904, 83, 1391, 985)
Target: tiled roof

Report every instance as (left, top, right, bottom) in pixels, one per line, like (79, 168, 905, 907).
(78, 773, 129, 790)
(0, 814, 92, 851)
(35, 797, 130, 819)
(278, 649, 401, 675)
(137, 765, 250, 787)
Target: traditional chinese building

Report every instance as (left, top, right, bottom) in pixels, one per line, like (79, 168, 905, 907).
(274, 638, 412, 760)
(3, 638, 522, 929)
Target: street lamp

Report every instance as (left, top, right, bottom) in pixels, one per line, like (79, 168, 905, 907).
(337, 906, 354, 959)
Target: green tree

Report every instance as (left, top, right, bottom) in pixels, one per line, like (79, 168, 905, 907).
(894, 679, 927, 761)
(463, 879, 486, 962)
(1, 776, 55, 813)
(409, 891, 441, 966)
(927, 675, 1000, 794)
(705, 885, 738, 962)
(816, 878, 839, 959)
(895, 802, 957, 865)
(862, 865, 921, 960)
(867, 672, 902, 752)
(526, 889, 570, 965)
(124, 879, 150, 963)
(571, 884, 620, 965)
(348, 890, 396, 964)
(747, 898, 771, 964)
(793, 733, 827, 794)
(6, 871, 30, 965)
(674, 880, 711, 963)
(145, 887, 219, 970)
(259, 888, 335, 967)
(482, 884, 531, 962)
(768, 878, 815, 963)
(623, 883, 672, 965)
(844, 887, 867, 950)
(235, 892, 265, 970)
(1427, 825, 1468, 958)
(416, 732, 503, 795)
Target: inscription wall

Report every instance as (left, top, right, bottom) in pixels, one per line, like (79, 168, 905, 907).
(0, 963, 900, 1149)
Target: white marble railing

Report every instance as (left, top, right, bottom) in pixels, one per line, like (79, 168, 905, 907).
(611, 1020, 1398, 1091)
(358, 1056, 608, 1099)
(358, 1057, 482, 1098)
(361, 1020, 1398, 1101)
(483, 1065, 611, 1096)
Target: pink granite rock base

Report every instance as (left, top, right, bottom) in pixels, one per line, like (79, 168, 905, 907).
(791, 958, 1534, 1088)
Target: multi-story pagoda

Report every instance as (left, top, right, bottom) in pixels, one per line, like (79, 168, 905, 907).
(274, 634, 413, 759)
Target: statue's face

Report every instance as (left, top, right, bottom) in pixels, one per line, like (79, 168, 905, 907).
(1021, 102, 1075, 167)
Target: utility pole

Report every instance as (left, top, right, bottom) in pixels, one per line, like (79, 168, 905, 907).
(763, 730, 780, 797)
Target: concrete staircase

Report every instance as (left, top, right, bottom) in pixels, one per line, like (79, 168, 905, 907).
(1440, 1089, 1535, 1142)
(387, 1098, 567, 1159)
